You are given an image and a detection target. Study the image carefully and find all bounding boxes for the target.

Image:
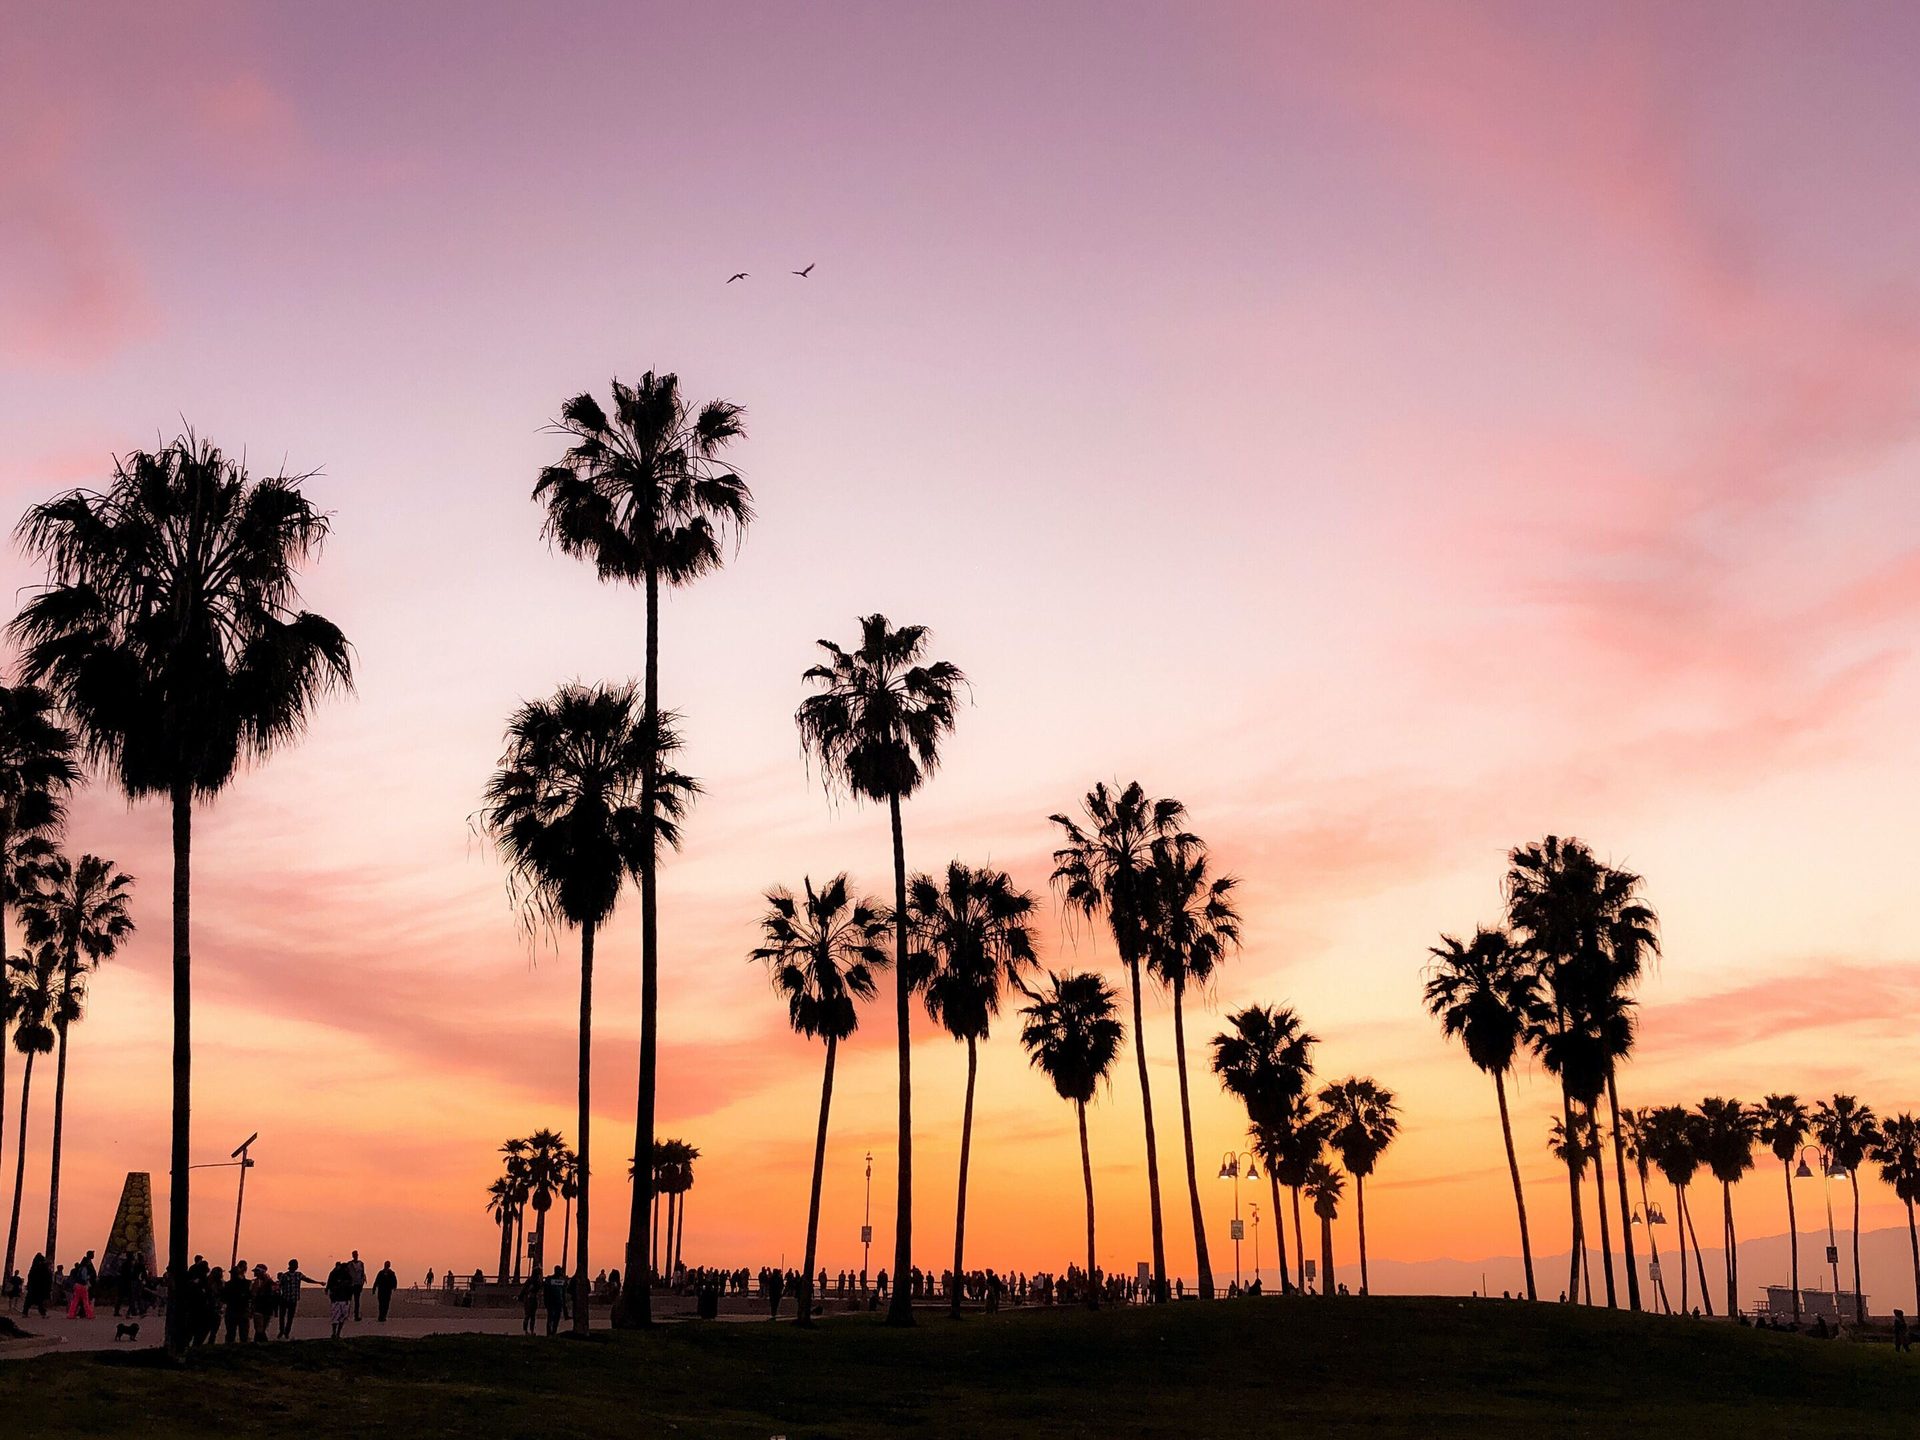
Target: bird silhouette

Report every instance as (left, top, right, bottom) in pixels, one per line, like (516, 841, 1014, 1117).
(727, 272, 749, 283)
(792, 263, 814, 278)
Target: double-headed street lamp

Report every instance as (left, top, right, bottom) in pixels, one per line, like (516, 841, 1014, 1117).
(1217, 1150, 1259, 1292)
(1793, 1144, 1846, 1309)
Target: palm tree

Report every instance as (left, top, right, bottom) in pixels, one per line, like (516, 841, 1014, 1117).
(556, 1148, 580, 1275)
(1696, 1097, 1757, 1317)
(1756, 1095, 1810, 1323)
(483, 682, 692, 1334)
(1212, 1004, 1317, 1295)
(1642, 1105, 1712, 1315)
(0, 683, 79, 1204)
(1319, 1078, 1398, 1296)
(12, 434, 352, 1355)
(499, 1137, 532, 1280)
(519, 1128, 568, 1274)
(1304, 1160, 1345, 1296)
(1868, 1114, 1920, 1318)
(1265, 1107, 1332, 1291)
(907, 862, 1037, 1318)
(1019, 970, 1123, 1309)
(1813, 1094, 1880, 1325)
(750, 874, 889, 1326)
(534, 371, 750, 1328)
(1424, 928, 1541, 1300)
(1143, 833, 1237, 1300)
(665, 1141, 698, 1274)
(20, 853, 133, 1260)
(1620, 1108, 1670, 1313)
(796, 615, 965, 1327)
(486, 1175, 520, 1283)
(1506, 835, 1657, 1310)
(1549, 1110, 1600, 1303)
(3, 945, 60, 1283)
(1050, 781, 1194, 1300)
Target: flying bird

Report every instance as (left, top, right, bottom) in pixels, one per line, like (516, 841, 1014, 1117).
(727, 272, 749, 283)
(792, 263, 814, 278)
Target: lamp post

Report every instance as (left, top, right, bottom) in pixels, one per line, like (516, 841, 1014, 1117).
(1793, 1145, 1844, 1312)
(861, 1150, 873, 1293)
(188, 1131, 258, 1270)
(1630, 1202, 1669, 1313)
(1250, 1200, 1261, 1292)
(1217, 1150, 1259, 1293)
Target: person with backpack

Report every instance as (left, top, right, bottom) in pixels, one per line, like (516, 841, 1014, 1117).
(541, 1264, 568, 1336)
(67, 1250, 98, 1319)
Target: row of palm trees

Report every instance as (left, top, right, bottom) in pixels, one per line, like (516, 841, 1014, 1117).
(0, 685, 138, 1288)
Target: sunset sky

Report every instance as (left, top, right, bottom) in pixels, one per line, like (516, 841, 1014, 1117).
(5, 1, 1920, 1297)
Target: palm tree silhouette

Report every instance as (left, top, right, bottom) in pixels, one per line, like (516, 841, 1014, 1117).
(1424, 927, 1540, 1300)
(1212, 1004, 1317, 1295)
(1019, 970, 1122, 1309)
(484, 682, 692, 1334)
(1868, 1114, 1920, 1317)
(485, 1175, 521, 1283)
(1620, 1107, 1671, 1313)
(1144, 834, 1237, 1300)
(3, 945, 63, 1282)
(520, 1128, 569, 1274)
(21, 853, 133, 1260)
(660, 1140, 698, 1275)
(1304, 1160, 1344, 1296)
(907, 862, 1037, 1318)
(535, 370, 749, 1327)
(12, 434, 352, 1356)
(555, 1147, 580, 1275)
(1696, 1096, 1757, 1318)
(1756, 1094, 1810, 1323)
(796, 615, 965, 1327)
(1813, 1094, 1880, 1325)
(1506, 836, 1657, 1310)
(1264, 1107, 1332, 1289)
(1548, 1109, 1600, 1303)
(1319, 1078, 1398, 1296)
(1050, 782, 1193, 1301)
(0, 683, 78, 1188)
(750, 874, 889, 1326)
(1643, 1105, 1713, 1315)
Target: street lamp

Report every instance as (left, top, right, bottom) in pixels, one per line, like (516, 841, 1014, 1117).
(1630, 1203, 1669, 1313)
(861, 1151, 873, 1293)
(1217, 1150, 1259, 1293)
(188, 1131, 258, 1269)
(1793, 1144, 1844, 1313)
(1249, 1200, 1262, 1292)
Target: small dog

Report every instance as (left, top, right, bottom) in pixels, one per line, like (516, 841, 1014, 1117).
(114, 1321, 140, 1342)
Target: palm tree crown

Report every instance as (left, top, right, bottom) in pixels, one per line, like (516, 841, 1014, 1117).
(796, 616, 966, 805)
(908, 862, 1039, 1041)
(750, 875, 891, 1042)
(0, 683, 79, 865)
(1020, 971, 1124, 1105)
(1424, 929, 1538, 1078)
(1211, 1005, 1317, 1130)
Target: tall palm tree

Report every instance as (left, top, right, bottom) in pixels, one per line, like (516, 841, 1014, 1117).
(534, 371, 750, 1329)
(12, 433, 352, 1355)
(1266, 1107, 1332, 1290)
(1868, 1114, 1920, 1318)
(750, 874, 889, 1326)
(1756, 1095, 1810, 1323)
(1319, 1078, 1398, 1296)
(796, 615, 964, 1327)
(907, 862, 1037, 1318)
(1424, 928, 1541, 1300)
(0, 683, 79, 1207)
(1019, 970, 1123, 1309)
(1620, 1108, 1670, 1313)
(499, 1137, 532, 1281)
(1304, 1160, 1345, 1296)
(1548, 1110, 1600, 1303)
(485, 1175, 520, 1283)
(1813, 1094, 1879, 1325)
(664, 1141, 699, 1274)
(1212, 1004, 1317, 1295)
(483, 682, 692, 1334)
(1506, 835, 1657, 1310)
(3, 945, 61, 1282)
(1642, 1105, 1712, 1315)
(21, 853, 133, 1260)
(1050, 781, 1194, 1300)
(1696, 1096, 1757, 1318)
(519, 1127, 568, 1274)
(1143, 834, 1237, 1300)
(556, 1148, 580, 1275)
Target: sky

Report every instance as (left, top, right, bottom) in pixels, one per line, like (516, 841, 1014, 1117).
(4, 0, 1920, 1300)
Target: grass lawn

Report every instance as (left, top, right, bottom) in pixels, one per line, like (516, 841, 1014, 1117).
(2, 1296, 1914, 1437)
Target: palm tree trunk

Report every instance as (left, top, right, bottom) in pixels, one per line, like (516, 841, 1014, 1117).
(1076, 1100, 1097, 1310)
(1722, 1180, 1737, 1318)
(3, 1053, 36, 1281)
(1559, 1088, 1584, 1302)
(950, 1034, 978, 1319)
(651, 1190, 660, 1284)
(1493, 1070, 1536, 1300)
(1905, 1197, 1918, 1318)
(1683, 1184, 1713, 1315)
(1849, 1173, 1865, 1325)
(664, 1191, 676, 1282)
(498, 1209, 512, 1282)
(1675, 1183, 1688, 1313)
(164, 782, 192, 1359)
(1319, 1210, 1335, 1297)
(799, 1034, 837, 1328)
(1604, 1073, 1640, 1311)
(533, 1206, 548, 1275)
(44, 1017, 70, 1260)
(1290, 1185, 1306, 1289)
(1355, 1173, 1370, 1295)
(560, 1190, 573, 1275)
(572, 917, 595, 1336)
(886, 790, 914, 1328)
(1267, 1170, 1291, 1293)
(1783, 1159, 1801, 1322)
(0, 850, 9, 1251)
(1168, 980, 1213, 1299)
(1589, 1104, 1617, 1308)
(674, 1186, 686, 1274)
(1124, 955, 1168, 1300)
(619, 562, 663, 1330)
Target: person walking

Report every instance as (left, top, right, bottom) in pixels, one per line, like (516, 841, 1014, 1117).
(277, 1260, 314, 1338)
(222, 1263, 251, 1343)
(541, 1264, 567, 1336)
(349, 1250, 367, 1321)
(66, 1250, 97, 1319)
(250, 1264, 275, 1341)
(24, 1255, 52, 1317)
(520, 1265, 542, 1335)
(324, 1259, 355, 1339)
(373, 1261, 397, 1322)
